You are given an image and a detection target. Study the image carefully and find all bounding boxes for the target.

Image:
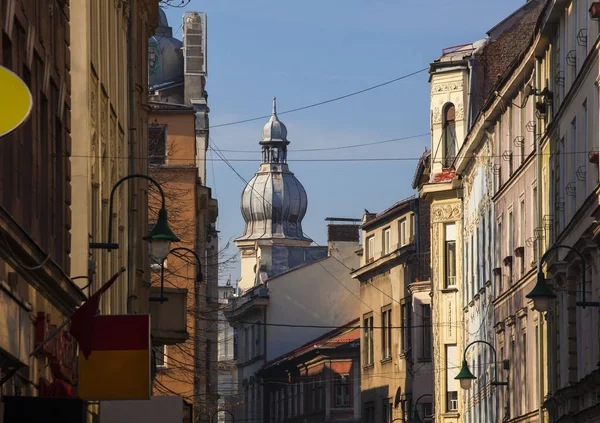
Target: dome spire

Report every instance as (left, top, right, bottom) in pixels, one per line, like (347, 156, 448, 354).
(261, 97, 289, 144)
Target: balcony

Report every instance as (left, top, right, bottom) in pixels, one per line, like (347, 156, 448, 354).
(150, 287, 189, 346)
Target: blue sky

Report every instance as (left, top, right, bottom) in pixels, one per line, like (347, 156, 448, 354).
(163, 0, 527, 285)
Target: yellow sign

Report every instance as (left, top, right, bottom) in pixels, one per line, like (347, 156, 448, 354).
(0, 65, 33, 137)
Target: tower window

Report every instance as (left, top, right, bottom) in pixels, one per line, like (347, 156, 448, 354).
(443, 104, 456, 168)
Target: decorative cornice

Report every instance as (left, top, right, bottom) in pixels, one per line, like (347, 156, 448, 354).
(431, 81, 464, 96)
(431, 203, 461, 223)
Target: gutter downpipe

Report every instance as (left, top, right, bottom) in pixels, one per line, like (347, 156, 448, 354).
(126, 1, 137, 314)
(535, 57, 544, 423)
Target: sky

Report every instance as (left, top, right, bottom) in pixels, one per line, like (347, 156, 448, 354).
(163, 0, 527, 285)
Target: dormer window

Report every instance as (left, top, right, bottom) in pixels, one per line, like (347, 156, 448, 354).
(443, 103, 456, 168)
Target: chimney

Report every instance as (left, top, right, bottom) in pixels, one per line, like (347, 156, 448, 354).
(325, 218, 361, 263)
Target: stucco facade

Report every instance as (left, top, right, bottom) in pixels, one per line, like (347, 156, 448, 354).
(417, 48, 470, 423)
(352, 197, 432, 423)
(148, 102, 218, 423)
(535, 1, 600, 421)
(70, 0, 158, 319)
(224, 224, 361, 423)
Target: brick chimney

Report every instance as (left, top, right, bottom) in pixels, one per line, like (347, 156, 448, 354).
(325, 218, 361, 264)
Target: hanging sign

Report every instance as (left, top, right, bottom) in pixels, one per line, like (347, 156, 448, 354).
(0, 65, 33, 137)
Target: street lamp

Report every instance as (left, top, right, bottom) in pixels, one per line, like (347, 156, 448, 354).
(210, 409, 235, 423)
(89, 174, 179, 263)
(526, 244, 600, 312)
(407, 393, 433, 423)
(455, 340, 507, 390)
(150, 247, 203, 303)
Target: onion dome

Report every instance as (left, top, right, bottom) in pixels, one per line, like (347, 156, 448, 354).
(237, 98, 311, 242)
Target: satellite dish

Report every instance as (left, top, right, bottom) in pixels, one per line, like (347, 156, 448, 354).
(394, 386, 402, 409)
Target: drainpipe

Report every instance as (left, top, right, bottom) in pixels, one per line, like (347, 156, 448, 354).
(126, 1, 137, 314)
(535, 57, 544, 423)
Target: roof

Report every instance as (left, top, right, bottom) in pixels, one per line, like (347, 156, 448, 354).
(149, 101, 195, 113)
(262, 319, 360, 370)
(472, 0, 545, 116)
(362, 195, 415, 229)
(412, 149, 431, 189)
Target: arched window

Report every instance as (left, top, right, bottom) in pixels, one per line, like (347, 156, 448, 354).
(443, 103, 456, 168)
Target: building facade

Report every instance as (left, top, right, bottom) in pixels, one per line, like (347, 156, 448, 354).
(217, 283, 237, 423)
(536, 1, 600, 421)
(147, 10, 219, 422)
(0, 0, 159, 419)
(0, 0, 85, 404)
(223, 102, 362, 422)
(260, 321, 361, 423)
(416, 48, 468, 423)
(351, 197, 432, 423)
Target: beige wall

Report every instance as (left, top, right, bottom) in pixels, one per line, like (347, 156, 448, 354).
(354, 205, 433, 421)
(70, 0, 131, 315)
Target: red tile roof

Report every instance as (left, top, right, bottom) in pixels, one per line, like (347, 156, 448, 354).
(263, 319, 359, 369)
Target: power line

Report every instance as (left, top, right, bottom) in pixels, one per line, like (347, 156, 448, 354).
(217, 133, 431, 153)
(210, 68, 428, 128)
(59, 149, 599, 163)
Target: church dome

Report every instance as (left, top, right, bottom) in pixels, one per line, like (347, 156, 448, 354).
(148, 8, 184, 90)
(237, 98, 311, 242)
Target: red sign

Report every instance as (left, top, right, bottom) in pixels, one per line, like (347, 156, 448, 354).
(35, 312, 77, 384)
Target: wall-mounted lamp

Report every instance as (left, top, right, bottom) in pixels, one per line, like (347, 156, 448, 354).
(455, 340, 507, 390)
(89, 174, 180, 263)
(150, 247, 203, 303)
(526, 244, 600, 311)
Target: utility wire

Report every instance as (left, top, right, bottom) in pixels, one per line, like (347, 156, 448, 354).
(61, 149, 599, 162)
(210, 68, 428, 128)
(217, 133, 431, 153)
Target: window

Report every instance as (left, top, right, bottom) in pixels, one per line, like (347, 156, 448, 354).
(383, 228, 391, 255)
(363, 314, 374, 365)
(367, 236, 375, 262)
(421, 403, 434, 422)
(317, 379, 324, 410)
(382, 398, 393, 423)
(381, 307, 392, 359)
(519, 197, 525, 247)
(571, 118, 578, 215)
(364, 403, 375, 423)
(278, 388, 284, 421)
(399, 219, 407, 247)
(446, 345, 459, 411)
(508, 210, 514, 254)
(421, 304, 432, 359)
(523, 333, 528, 411)
(445, 223, 457, 288)
(256, 321, 262, 356)
(334, 374, 350, 407)
(400, 303, 411, 353)
(250, 325, 255, 358)
(291, 385, 297, 416)
(153, 345, 167, 368)
(148, 124, 167, 165)
(287, 386, 292, 418)
(443, 103, 456, 167)
(244, 328, 249, 361)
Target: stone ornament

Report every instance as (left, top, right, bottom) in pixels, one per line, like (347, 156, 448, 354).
(432, 204, 462, 222)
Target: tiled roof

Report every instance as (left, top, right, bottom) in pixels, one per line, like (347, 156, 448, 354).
(473, 0, 545, 115)
(262, 319, 359, 369)
(412, 149, 430, 189)
(149, 101, 194, 112)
